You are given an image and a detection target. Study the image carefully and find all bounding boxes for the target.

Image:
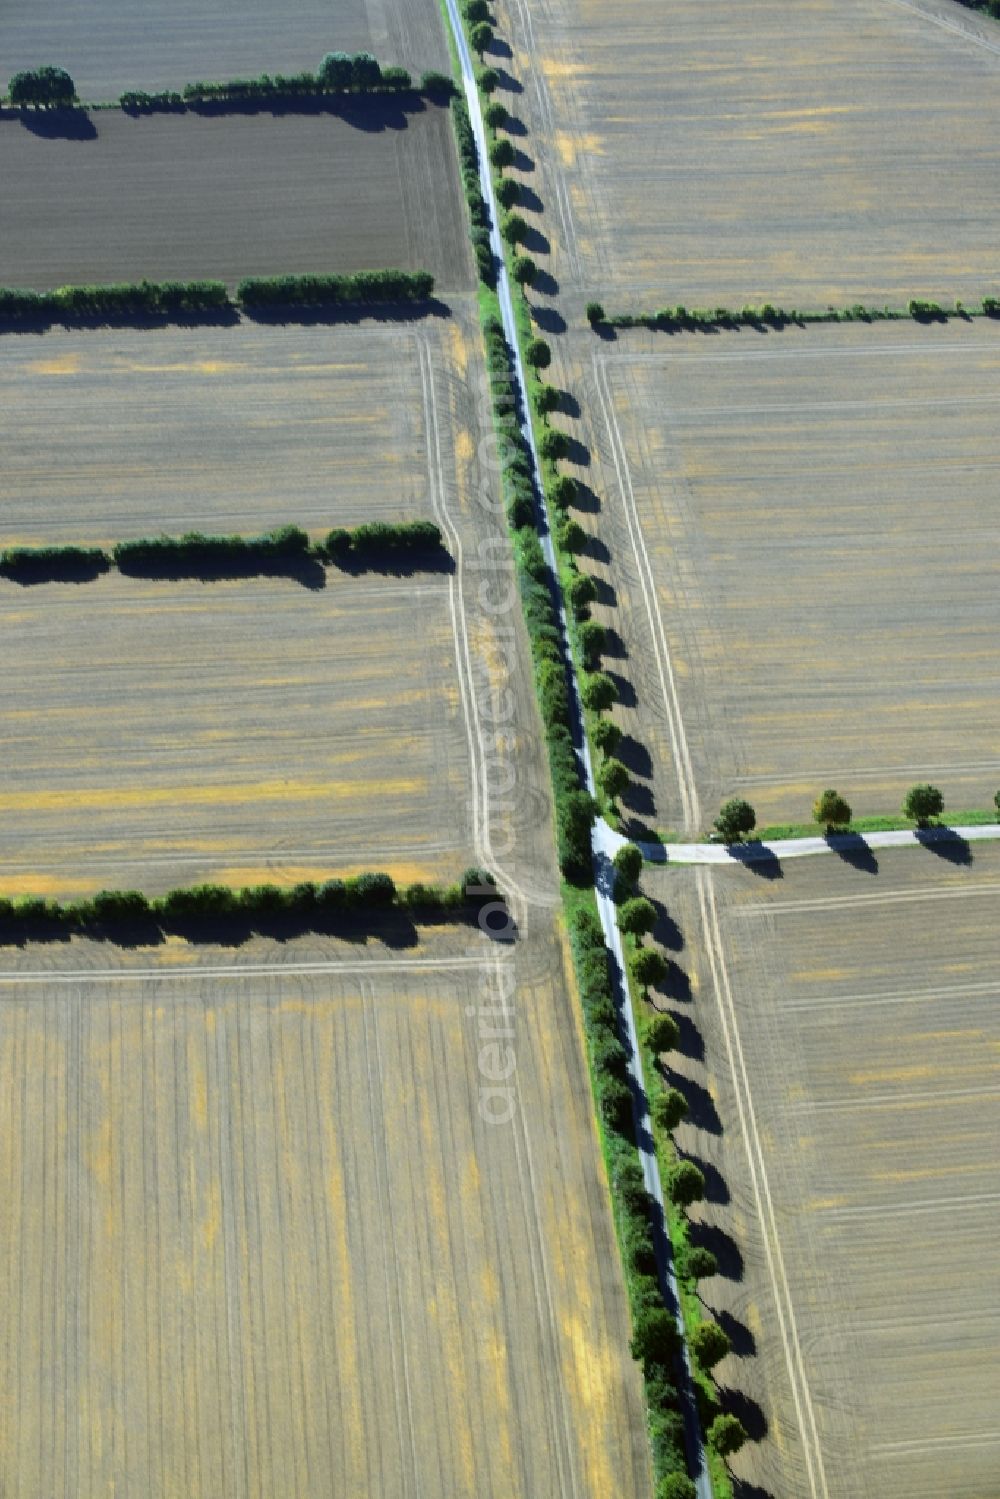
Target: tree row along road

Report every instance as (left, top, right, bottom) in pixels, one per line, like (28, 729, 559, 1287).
(608, 823, 1000, 866)
(439, 0, 714, 1494)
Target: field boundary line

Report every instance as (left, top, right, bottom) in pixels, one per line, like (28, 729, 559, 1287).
(739, 879, 1000, 917)
(592, 352, 700, 833)
(418, 335, 530, 921)
(610, 339, 1000, 367)
(0, 956, 488, 986)
(886, 0, 1000, 55)
(696, 867, 829, 1499)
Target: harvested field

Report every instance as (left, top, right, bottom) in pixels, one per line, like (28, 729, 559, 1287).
(504, 0, 1000, 306)
(2, 322, 457, 544)
(0, 0, 448, 101)
(641, 845, 1000, 1498)
(0, 921, 652, 1497)
(0, 307, 557, 901)
(0, 106, 470, 293)
(568, 321, 1000, 833)
(0, 571, 475, 896)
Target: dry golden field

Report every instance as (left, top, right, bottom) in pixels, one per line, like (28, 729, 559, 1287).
(564, 321, 1000, 834)
(0, 309, 557, 902)
(0, 106, 470, 293)
(502, 0, 1000, 308)
(0, 0, 449, 101)
(643, 844, 1000, 1499)
(0, 921, 652, 1497)
(2, 322, 455, 544)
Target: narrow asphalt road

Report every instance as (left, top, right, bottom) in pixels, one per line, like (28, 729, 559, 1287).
(440, 3, 713, 1493)
(599, 821, 1000, 866)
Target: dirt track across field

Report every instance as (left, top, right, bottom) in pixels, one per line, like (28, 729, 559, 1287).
(0, 0, 449, 101)
(0, 106, 470, 293)
(642, 845, 1000, 1499)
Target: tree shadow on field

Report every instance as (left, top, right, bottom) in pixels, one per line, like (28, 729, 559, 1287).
(669, 1009, 704, 1063)
(242, 297, 450, 329)
(715, 1308, 756, 1358)
(12, 106, 97, 140)
(916, 826, 972, 864)
(502, 112, 528, 137)
(520, 223, 550, 256)
(617, 731, 652, 775)
(554, 384, 578, 417)
(649, 896, 684, 952)
(664, 1068, 721, 1133)
(688, 1220, 744, 1281)
(530, 303, 566, 335)
(568, 479, 600, 514)
(733, 1481, 778, 1499)
(515, 183, 545, 214)
(118, 554, 328, 590)
(681, 1152, 729, 1204)
(720, 1387, 769, 1444)
(511, 147, 534, 173)
(188, 92, 426, 132)
(582, 533, 611, 565)
(605, 669, 636, 708)
(486, 35, 513, 59)
(328, 546, 455, 579)
(727, 841, 783, 880)
(826, 830, 878, 874)
(494, 66, 523, 94)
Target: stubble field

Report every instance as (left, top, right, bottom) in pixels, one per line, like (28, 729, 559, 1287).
(0, 0, 449, 101)
(506, 0, 1000, 307)
(0, 310, 555, 899)
(643, 844, 1000, 1499)
(570, 321, 1000, 834)
(0, 107, 470, 293)
(0, 921, 652, 1498)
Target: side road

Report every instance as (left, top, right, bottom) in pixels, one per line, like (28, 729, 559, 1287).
(598, 822, 1000, 866)
(441, 2, 713, 1495)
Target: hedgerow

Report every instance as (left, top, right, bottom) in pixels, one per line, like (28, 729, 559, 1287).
(451, 97, 495, 285)
(324, 520, 443, 560)
(602, 295, 1000, 333)
(236, 269, 433, 309)
(0, 279, 231, 325)
(0, 546, 109, 582)
(0, 868, 501, 943)
(113, 525, 311, 577)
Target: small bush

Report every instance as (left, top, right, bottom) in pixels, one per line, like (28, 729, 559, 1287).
(557, 518, 586, 554)
(813, 788, 852, 831)
(646, 1011, 680, 1054)
(478, 66, 500, 94)
(568, 572, 598, 618)
(653, 1087, 689, 1133)
(713, 796, 756, 843)
(539, 428, 569, 462)
(490, 136, 515, 168)
(708, 1413, 748, 1459)
(903, 782, 944, 826)
(592, 717, 621, 755)
(613, 843, 643, 886)
(681, 1245, 717, 1282)
(496, 176, 520, 209)
(484, 100, 508, 129)
(420, 70, 455, 97)
(630, 946, 667, 991)
(550, 474, 577, 508)
(690, 1321, 731, 1371)
(667, 1160, 705, 1208)
(581, 671, 616, 712)
(631, 1307, 681, 1369)
(525, 337, 551, 370)
(586, 301, 606, 326)
(578, 619, 606, 666)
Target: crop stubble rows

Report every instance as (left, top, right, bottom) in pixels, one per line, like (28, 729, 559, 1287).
(0, 931, 650, 1497)
(0, 0, 449, 101)
(648, 848, 1000, 1499)
(573, 322, 1000, 833)
(0, 108, 471, 294)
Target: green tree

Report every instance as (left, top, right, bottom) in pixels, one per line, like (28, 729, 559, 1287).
(534, 382, 559, 416)
(496, 175, 520, 209)
(613, 843, 643, 886)
(683, 1245, 718, 1282)
(10, 65, 76, 107)
(350, 51, 382, 88)
(470, 21, 493, 56)
(512, 253, 537, 292)
(478, 66, 500, 94)
(592, 716, 621, 755)
(657, 1474, 697, 1499)
(631, 1307, 680, 1369)
(653, 1086, 689, 1133)
(903, 783, 944, 826)
(540, 428, 569, 461)
(586, 301, 606, 326)
(464, 0, 491, 20)
(502, 213, 529, 245)
(708, 1413, 748, 1459)
(713, 797, 756, 843)
(599, 757, 629, 802)
(484, 99, 508, 129)
(690, 1321, 731, 1371)
(557, 518, 586, 553)
(525, 336, 551, 370)
(581, 671, 616, 711)
(813, 788, 852, 831)
(646, 1011, 680, 1054)
(579, 619, 605, 666)
(667, 1160, 705, 1208)
(550, 474, 577, 507)
(618, 896, 656, 940)
(631, 946, 667, 993)
(318, 50, 353, 87)
(490, 136, 515, 168)
(568, 571, 597, 618)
